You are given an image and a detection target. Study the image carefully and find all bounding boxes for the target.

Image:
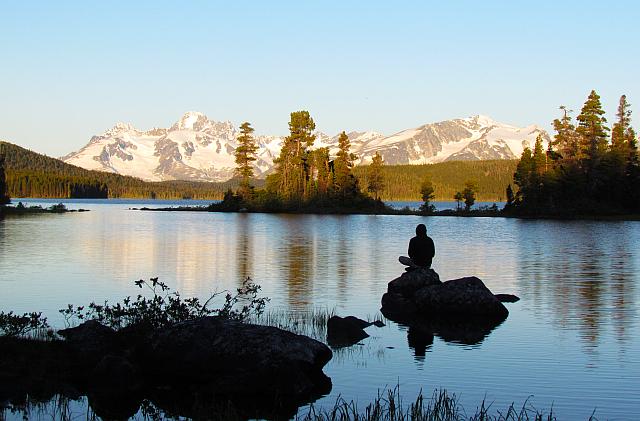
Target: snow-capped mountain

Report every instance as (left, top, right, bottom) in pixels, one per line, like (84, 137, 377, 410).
(62, 112, 549, 182)
(355, 115, 550, 165)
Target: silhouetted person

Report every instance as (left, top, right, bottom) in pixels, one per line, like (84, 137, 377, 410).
(408, 224, 435, 268)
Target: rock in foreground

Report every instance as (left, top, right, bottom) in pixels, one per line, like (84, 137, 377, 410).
(144, 316, 332, 398)
(1, 316, 333, 420)
(381, 270, 511, 320)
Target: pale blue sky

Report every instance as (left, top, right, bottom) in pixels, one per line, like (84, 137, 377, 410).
(1, 1, 638, 156)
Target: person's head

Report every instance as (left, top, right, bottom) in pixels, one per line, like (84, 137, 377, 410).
(416, 224, 427, 236)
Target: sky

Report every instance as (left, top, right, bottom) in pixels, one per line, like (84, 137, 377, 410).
(1, 0, 639, 157)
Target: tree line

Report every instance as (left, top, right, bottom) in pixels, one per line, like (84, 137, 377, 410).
(507, 91, 639, 215)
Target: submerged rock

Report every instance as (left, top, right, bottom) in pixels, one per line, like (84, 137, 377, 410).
(495, 293, 520, 303)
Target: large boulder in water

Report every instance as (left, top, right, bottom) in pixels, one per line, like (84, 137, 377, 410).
(381, 269, 510, 320)
(388, 267, 441, 295)
(414, 277, 509, 318)
(143, 316, 332, 400)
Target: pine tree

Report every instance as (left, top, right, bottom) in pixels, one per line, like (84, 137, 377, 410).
(533, 134, 547, 174)
(234, 122, 258, 199)
(274, 111, 316, 201)
(367, 152, 385, 200)
(505, 184, 515, 207)
(453, 191, 463, 211)
(462, 180, 478, 211)
(334, 131, 358, 197)
(419, 178, 435, 213)
(611, 95, 637, 155)
(551, 106, 579, 161)
(576, 90, 610, 163)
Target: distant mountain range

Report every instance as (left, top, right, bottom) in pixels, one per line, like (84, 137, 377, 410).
(62, 112, 550, 182)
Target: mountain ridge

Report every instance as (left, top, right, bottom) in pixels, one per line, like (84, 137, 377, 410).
(62, 112, 549, 182)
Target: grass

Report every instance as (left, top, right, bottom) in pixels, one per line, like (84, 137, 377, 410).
(250, 307, 336, 341)
(2, 387, 600, 421)
(297, 386, 587, 421)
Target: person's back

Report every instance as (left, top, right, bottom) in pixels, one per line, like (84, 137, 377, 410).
(408, 224, 435, 268)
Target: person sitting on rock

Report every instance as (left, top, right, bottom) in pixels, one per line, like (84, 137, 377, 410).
(407, 223, 435, 268)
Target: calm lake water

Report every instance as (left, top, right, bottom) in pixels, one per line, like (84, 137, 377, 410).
(1, 199, 639, 420)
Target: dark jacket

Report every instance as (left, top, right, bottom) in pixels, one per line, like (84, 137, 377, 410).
(408, 234, 435, 267)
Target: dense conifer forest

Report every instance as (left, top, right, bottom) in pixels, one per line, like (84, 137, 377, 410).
(354, 160, 517, 201)
(508, 91, 640, 216)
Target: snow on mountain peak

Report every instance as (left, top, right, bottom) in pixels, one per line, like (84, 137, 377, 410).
(172, 111, 209, 130)
(64, 112, 549, 183)
(104, 122, 138, 136)
(471, 115, 497, 127)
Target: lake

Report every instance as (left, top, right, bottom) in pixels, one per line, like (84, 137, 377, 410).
(1, 199, 639, 420)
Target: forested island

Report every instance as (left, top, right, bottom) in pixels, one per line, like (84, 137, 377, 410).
(506, 91, 640, 217)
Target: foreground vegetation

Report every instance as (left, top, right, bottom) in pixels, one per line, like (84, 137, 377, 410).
(1, 386, 586, 420)
(1, 280, 594, 421)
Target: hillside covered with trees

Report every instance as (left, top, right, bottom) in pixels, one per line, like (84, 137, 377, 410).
(354, 160, 517, 201)
(0, 141, 238, 200)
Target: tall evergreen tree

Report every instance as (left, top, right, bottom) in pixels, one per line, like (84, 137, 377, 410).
(419, 178, 435, 213)
(234, 122, 258, 199)
(462, 180, 478, 211)
(308, 147, 332, 197)
(367, 152, 385, 200)
(533, 134, 547, 174)
(576, 90, 610, 163)
(334, 131, 358, 196)
(552, 106, 579, 161)
(505, 184, 515, 208)
(274, 111, 316, 201)
(611, 95, 636, 153)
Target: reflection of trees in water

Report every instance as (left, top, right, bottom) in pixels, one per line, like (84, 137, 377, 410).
(517, 221, 637, 350)
(335, 218, 350, 305)
(235, 213, 253, 284)
(278, 216, 314, 309)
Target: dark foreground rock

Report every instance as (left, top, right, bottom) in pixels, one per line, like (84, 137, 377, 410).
(414, 277, 509, 318)
(382, 270, 513, 321)
(145, 317, 332, 398)
(326, 315, 384, 348)
(1, 317, 333, 420)
(382, 269, 514, 352)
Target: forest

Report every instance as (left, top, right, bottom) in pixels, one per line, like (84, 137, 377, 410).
(508, 91, 640, 216)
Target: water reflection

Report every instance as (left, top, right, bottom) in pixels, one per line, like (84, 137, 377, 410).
(517, 220, 638, 350)
(235, 213, 253, 283)
(2, 202, 640, 420)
